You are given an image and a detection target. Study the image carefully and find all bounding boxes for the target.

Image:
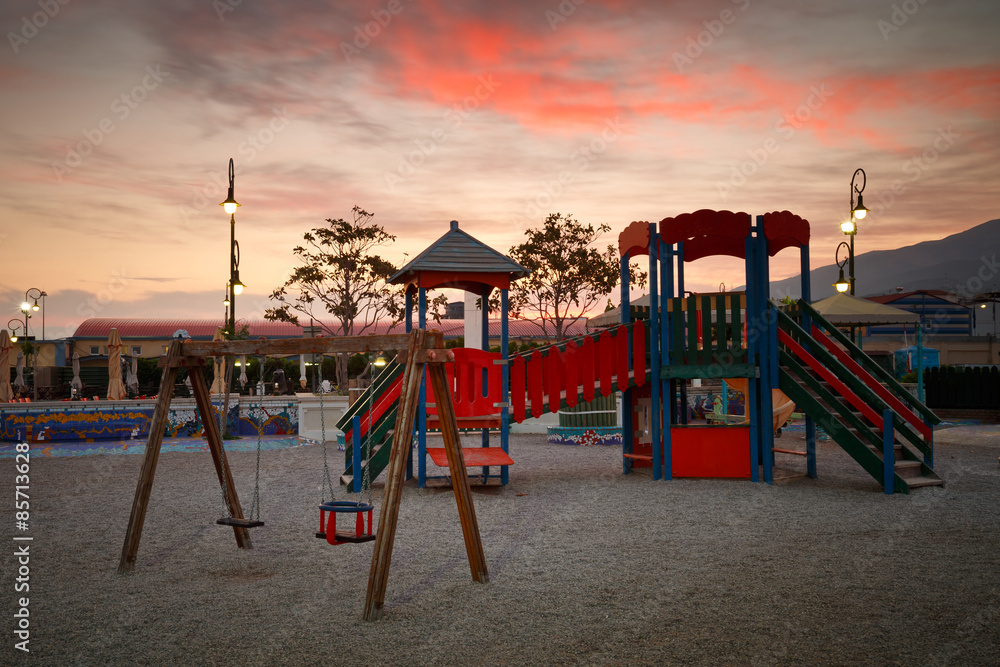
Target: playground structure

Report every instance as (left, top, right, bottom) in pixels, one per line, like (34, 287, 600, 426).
(345, 211, 942, 494)
(615, 209, 942, 492)
(119, 330, 490, 621)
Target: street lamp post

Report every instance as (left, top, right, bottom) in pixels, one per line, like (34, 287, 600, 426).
(6, 319, 23, 344)
(841, 168, 870, 296)
(21, 287, 45, 401)
(833, 242, 851, 293)
(220, 159, 242, 436)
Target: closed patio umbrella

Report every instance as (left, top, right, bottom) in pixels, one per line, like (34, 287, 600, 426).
(238, 355, 248, 389)
(71, 350, 83, 398)
(0, 331, 12, 402)
(107, 328, 126, 400)
(209, 326, 225, 394)
(127, 354, 140, 395)
(14, 350, 26, 394)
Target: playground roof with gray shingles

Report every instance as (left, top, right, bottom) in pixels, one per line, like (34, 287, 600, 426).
(388, 220, 529, 284)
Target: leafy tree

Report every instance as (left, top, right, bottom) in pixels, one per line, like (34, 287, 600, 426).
(265, 206, 398, 389)
(505, 213, 647, 340)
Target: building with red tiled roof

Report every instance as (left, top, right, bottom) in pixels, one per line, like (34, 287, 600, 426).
(66, 316, 589, 365)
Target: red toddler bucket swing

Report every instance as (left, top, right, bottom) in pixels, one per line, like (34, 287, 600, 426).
(314, 355, 378, 546)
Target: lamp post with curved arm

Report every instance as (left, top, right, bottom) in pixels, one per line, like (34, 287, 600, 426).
(840, 169, 869, 296)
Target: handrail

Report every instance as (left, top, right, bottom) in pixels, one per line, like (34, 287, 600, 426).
(797, 299, 940, 425)
(777, 308, 931, 458)
(809, 324, 932, 441)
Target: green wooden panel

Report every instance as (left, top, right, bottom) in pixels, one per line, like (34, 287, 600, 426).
(672, 298, 684, 366)
(731, 293, 743, 353)
(661, 363, 755, 380)
(686, 296, 697, 366)
(700, 295, 712, 365)
(715, 294, 727, 357)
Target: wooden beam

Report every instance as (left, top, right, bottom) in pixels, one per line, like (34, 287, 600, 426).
(426, 355, 489, 584)
(118, 340, 181, 573)
(188, 364, 252, 549)
(364, 329, 426, 621)
(176, 333, 421, 360)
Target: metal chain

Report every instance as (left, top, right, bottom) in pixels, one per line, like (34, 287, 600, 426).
(318, 355, 334, 504)
(249, 355, 263, 522)
(216, 357, 233, 518)
(363, 360, 374, 504)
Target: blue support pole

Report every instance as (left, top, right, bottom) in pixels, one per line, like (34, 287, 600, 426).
(620, 253, 632, 475)
(417, 285, 428, 487)
(352, 415, 362, 493)
(923, 417, 933, 468)
(800, 244, 816, 478)
(404, 288, 414, 480)
(756, 221, 774, 484)
(648, 227, 661, 481)
(501, 288, 510, 486)
(882, 409, 895, 495)
(745, 232, 759, 483)
(661, 239, 673, 480)
(676, 242, 687, 425)
(481, 286, 491, 480)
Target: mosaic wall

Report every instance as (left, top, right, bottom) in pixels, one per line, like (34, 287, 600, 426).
(1, 400, 298, 442)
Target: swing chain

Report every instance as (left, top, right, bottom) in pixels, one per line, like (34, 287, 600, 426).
(249, 356, 264, 522)
(318, 355, 335, 504)
(362, 355, 374, 503)
(216, 355, 233, 518)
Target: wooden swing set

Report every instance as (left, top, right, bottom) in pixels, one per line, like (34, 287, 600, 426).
(118, 328, 489, 621)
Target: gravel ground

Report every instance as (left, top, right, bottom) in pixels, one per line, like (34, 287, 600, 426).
(3, 426, 999, 666)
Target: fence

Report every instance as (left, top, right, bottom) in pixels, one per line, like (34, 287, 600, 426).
(924, 366, 1000, 409)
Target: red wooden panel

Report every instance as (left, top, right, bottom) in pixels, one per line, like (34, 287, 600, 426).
(615, 325, 629, 391)
(510, 355, 526, 423)
(546, 348, 564, 413)
(670, 426, 751, 478)
(762, 210, 810, 256)
(660, 210, 752, 262)
(426, 447, 515, 467)
(618, 220, 651, 257)
(528, 350, 545, 418)
(564, 340, 578, 407)
(450, 348, 502, 418)
(581, 336, 595, 402)
(632, 320, 646, 387)
(598, 329, 613, 397)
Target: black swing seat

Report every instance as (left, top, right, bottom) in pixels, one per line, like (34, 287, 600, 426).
(217, 517, 265, 528)
(315, 530, 376, 543)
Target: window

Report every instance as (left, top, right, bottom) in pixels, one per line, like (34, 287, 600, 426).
(162, 345, 169, 354)
(131, 346, 142, 355)
(90, 346, 100, 355)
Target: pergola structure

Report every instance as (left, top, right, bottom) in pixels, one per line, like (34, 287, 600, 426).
(389, 220, 529, 486)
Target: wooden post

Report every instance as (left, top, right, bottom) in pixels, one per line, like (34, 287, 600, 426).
(426, 356, 490, 584)
(188, 363, 252, 548)
(118, 340, 181, 573)
(364, 329, 426, 621)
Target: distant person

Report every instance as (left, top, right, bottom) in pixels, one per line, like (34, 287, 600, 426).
(271, 368, 285, 395)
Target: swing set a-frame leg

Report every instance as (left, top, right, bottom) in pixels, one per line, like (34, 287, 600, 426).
(363, 330, 488, 621)
(118, 343, 252, 574)
(188, 363, 252, 549)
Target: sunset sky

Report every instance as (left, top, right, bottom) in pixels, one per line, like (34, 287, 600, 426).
(1, 0, 998, 340)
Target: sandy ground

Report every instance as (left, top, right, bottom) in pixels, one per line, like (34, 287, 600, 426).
(2, 426, 999, 665)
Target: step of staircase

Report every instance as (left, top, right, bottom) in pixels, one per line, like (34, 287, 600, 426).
(894, 460, 924, 479)
(905, 477, 944, 489)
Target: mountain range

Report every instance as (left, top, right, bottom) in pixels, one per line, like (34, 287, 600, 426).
(769, 218, 1000, 301)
